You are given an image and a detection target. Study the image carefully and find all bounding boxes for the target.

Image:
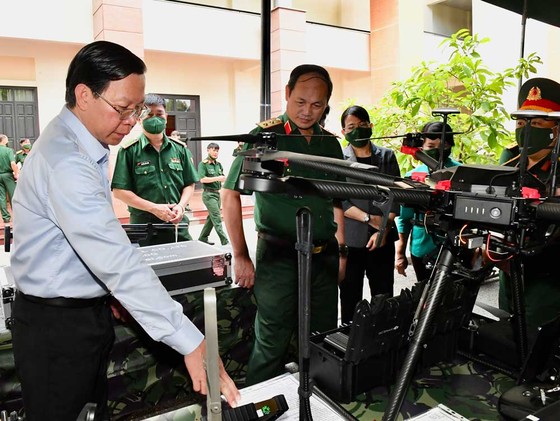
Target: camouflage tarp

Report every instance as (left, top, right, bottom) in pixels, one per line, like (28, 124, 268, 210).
(341, 358, 516, 420)
(0, 286, 516, 421)
(0, 286, 257, 420)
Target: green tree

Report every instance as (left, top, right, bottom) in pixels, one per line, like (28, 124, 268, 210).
(351, 29, 541, 173)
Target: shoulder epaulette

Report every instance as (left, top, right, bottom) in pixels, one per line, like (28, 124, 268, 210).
(202, 159, 209, 164)
(257, 118, 283, 129)
(169, 137, 186, 147)
(15, 150, 23, 155)
(121, 137, 141, 149)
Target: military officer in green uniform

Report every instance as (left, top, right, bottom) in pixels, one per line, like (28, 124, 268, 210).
(222, 64, 347, 385)
(0, 134, 19, 223)
(198, 142, 229, 246)
(15, 138, 31, 167)
(499, 77, 560, 328)
(111, 94, 198, 246)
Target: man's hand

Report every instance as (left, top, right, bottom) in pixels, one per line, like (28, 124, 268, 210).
(169, 204, 185, 224)
(338, 256, 347, 283)
(184, 339, 240, 407)
(366, 231, 388, 251)
(395, 254, 408, 276)
(233, 255, 255, 288)
(109, 297, 131, 322)
(151, 203, 178, 222)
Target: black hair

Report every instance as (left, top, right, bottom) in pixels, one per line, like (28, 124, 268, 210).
(65, 41, 147, 107)
(287, 64, 333, 101)
(340, 105, 371, 128)
(144, 93, 166, 109)
(207, 142, 220, 150)
(421, 121, 455, 146)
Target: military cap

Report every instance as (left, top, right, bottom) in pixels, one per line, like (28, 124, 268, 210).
(518, 77, 560, 112)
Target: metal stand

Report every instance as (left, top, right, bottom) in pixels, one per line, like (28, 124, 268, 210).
(509, 255, 529, 371)
(204, 287, 222, 421)
(295, 207, 314, 421)
(383, 245, 455, 421)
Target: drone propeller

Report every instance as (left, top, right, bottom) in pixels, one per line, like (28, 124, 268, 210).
(250, 149, 428, 190)
(189, 134, 261, 143)
(368, 131, 463, 141)
(188, 131, 339, 144)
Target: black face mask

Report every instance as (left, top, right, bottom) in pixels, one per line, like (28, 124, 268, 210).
(345, 127, 372, 148)
(423, 147, 451, 161)
(515, 127, 554, 155)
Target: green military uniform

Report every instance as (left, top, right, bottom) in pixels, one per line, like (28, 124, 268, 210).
(198, 155, 229, 245)
(15, 150, 28, 167)
(224, 113, 345, 385)
(498, 145, 560, 328)
(111, 134, 198, 246)
(0, 145, 17, 222)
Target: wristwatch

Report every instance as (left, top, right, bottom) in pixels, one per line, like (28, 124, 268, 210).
(338, 243, 349, 258)
(363, 213, 370, 223)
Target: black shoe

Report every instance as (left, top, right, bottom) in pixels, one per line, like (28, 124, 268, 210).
(199, 238, 215, 245)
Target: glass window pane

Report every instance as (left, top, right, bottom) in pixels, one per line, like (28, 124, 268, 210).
(165, 98, 175, 111)
(0, 89, 13, 101)
(176, 99, 192, 112)
(13, 89, 33, 102)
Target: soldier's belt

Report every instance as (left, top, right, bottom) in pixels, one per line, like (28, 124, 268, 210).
(258, 231, 328, 254)
(204, 188, 220, 193)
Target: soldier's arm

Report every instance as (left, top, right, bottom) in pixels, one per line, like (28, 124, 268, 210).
(334, 201, 346, 283)
(113, 188, 176, 223)
(222, 188, 254, 288)
(169, 184, 194, 223)
(199, 175, 226, 184)
(11, 161, 19, 180)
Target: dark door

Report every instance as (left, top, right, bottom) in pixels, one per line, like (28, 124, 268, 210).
(162, 95, 201, 163)
(0, 87, 39, 150)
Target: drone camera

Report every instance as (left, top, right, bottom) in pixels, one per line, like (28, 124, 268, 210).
(402, 133, 424, 148)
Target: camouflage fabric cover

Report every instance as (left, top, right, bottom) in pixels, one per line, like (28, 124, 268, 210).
(0, 286, 257, 420)
(341, 358, 515, 420)
(0, 287, 515, 420)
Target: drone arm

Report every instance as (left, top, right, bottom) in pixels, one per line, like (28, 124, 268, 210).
(400, 146, 439, 171)
(535, 199, 560, 221)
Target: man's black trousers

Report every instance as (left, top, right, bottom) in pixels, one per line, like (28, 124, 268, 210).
(12, 293, 114, 421)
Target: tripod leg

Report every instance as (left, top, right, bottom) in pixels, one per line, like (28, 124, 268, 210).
(296, 207, 313, 421)
(383, 247, 455, 421)
(509, 256, 529, 377)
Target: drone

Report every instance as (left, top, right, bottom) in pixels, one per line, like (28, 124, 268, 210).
(189, 108, 560, 421)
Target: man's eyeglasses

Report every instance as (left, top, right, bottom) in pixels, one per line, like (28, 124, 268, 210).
(94, 92, 148, 120)
(344, 122, 370, 131)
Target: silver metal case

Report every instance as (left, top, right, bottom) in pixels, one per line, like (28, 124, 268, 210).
(138, 241, 232, 296)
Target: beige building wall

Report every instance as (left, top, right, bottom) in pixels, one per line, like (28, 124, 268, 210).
(1, 0, 560, 162)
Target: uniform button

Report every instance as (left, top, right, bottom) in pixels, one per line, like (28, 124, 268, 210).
(161, 169, 163, 172)
(144, 171, 147, 174)
(164, 185, 168, 189)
